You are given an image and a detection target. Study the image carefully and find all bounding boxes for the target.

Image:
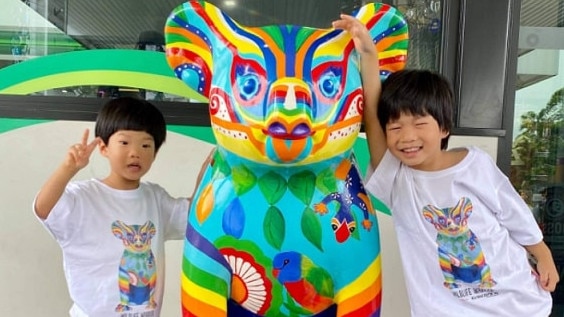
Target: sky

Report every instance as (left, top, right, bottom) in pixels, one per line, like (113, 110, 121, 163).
(513, 50, 564, 141)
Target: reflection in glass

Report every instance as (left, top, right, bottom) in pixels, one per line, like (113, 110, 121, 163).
(510, 1, 564, 315)
(394, 0, 442, 70)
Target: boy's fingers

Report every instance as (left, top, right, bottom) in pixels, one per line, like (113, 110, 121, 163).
(81, 129, 90, 146)
(332, 15, 356, 28)
(540, 272, 557, 291)
(541, 277, 549, 288)
(86, 137, 100, 154)
(546, 279, 555, 292)
(332, 20, 345, 28)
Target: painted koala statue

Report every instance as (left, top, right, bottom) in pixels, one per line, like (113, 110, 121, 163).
(423, 197, 497, 289)
(164, 1, 408, 316)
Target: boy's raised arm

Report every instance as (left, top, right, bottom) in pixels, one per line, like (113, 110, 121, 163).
(332, 14, 387, 171)
(35, 129, 99, 219)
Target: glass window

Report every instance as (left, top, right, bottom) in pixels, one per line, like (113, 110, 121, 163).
(1, 0, 189, 100)
(0, 0, 443, 101)
(510, 1, 564, 314)
(393, 0, 443, 70)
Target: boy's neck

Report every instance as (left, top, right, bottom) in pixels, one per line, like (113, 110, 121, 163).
(101, 177, 141, 190)
(410, 148, 468, 172)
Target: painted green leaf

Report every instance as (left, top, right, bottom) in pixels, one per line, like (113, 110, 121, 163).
(264, 206, 285, 250)
(301, 207, 323, 251)
(288, 170, 316, 205)
(258, 171, 287, 205)
(232, 164, 257, 196)
(315, 168, 337, 194)
(213, 151, 232, 177)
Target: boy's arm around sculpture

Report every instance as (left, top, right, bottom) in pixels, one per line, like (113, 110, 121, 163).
(333, 14, 386, 172)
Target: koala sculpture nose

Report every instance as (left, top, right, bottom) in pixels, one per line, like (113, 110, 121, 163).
(266, 78, 314, 141)
(268, 79, 312, 111)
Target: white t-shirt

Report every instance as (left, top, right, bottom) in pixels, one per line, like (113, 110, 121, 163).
(365, 146, 553, 317)
(35, 179, 189, 317)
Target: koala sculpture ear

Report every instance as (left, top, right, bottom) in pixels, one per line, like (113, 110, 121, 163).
(164, 1, 241, 98)
(351, 3, 409, 80)
(165, 1, 408, 99)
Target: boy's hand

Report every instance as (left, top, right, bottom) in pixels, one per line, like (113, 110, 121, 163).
(65, 129, 100, 171)
(535, 257, 560, 292)
(332, 14, 376, 56)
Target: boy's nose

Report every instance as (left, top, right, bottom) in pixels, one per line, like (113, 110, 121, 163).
(129, 148, 141, 157)
(400, 126, 417, 142)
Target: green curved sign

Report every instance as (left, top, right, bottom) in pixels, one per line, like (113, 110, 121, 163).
(0, 49, 206, 101)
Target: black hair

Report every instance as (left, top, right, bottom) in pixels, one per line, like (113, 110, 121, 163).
(94, 97, 167, 152)
(378, 69, 454, 150)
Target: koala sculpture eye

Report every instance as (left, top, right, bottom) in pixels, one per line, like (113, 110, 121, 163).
(231, 56, 266, 106)
(318, 70, 341, 99)
(238, 72, 260, 100)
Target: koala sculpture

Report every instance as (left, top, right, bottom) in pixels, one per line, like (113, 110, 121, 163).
(423, 197, 497, 290)
(164, 1, 408, 316)
(111, 220, 157, 312)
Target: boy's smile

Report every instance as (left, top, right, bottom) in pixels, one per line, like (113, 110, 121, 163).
(386, 113, 448, 171)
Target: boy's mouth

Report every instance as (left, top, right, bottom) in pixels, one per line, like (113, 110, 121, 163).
(127, 163, 142, 170)
(401, 146, 421, 153)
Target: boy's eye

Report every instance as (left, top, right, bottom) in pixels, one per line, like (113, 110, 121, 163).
(142, 144, 153, 148)
(119, 141, 128, 145)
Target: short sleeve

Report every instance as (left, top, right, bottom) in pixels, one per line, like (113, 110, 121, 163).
(35, 183, 81, 245)
(492, 173, 543, 246)
(151, 183, 189, 240)
(364, 150, 401, 207)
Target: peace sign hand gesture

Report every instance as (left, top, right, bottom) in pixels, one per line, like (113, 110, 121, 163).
(64, 129, 100, 171)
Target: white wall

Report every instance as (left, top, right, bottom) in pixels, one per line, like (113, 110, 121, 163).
(0, 121, 212, 316)
(0, 120, 497, 316)
(448, 135, 498, 161)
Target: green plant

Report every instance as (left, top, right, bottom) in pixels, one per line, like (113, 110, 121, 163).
(511, 88, 564, 200)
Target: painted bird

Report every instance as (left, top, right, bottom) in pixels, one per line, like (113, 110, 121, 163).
(272, 251, 334, 314)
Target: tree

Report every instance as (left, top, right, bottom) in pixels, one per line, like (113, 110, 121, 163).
(511, 88, 564, 203)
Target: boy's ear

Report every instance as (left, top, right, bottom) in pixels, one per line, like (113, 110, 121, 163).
(441, 129, 450, 138)
(98, 141, 108, 156)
